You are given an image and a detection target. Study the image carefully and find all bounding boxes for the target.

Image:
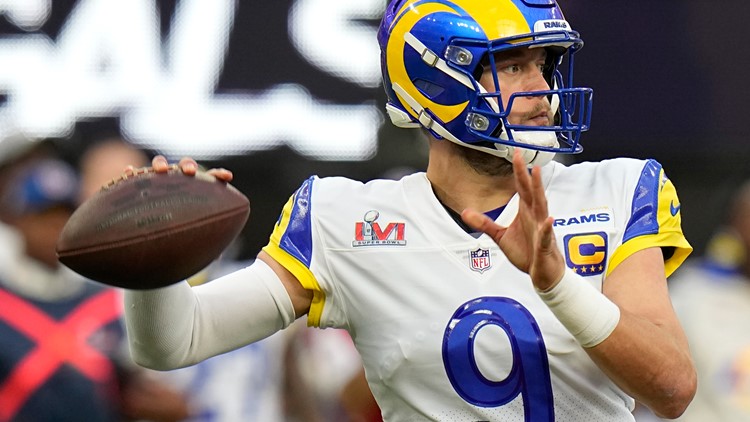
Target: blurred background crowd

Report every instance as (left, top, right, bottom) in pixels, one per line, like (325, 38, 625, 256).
(0, 0, 748, 421)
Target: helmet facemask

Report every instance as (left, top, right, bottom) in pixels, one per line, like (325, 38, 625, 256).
(461, 34, 593, 160)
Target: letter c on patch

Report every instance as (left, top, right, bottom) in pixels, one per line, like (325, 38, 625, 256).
(564, 232, 608, 266)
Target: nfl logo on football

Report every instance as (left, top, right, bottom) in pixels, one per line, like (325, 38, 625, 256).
(470, 248, 491, 273)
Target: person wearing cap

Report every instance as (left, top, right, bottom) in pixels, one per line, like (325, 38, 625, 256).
(0, 157, 84, 300)
(0, 155, 127, 422)
(0, 151, 190, 422)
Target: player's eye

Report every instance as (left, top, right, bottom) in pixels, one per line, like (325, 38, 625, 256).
(502, 64, 521, 74)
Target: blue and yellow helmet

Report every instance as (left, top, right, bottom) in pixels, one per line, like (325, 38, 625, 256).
(378, 0, 593, 165)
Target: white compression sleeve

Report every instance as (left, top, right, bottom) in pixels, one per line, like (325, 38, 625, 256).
(124, 259, 296, 370)
(537, 268, 621, 348)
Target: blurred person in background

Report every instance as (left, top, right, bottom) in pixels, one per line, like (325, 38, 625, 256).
(77, 138, 155, 204)
(290, 322, 381, 422)
(0, 139, 189, 422)
(653, 180, 750, 421)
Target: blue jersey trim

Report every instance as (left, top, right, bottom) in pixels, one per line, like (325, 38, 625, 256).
(623, 159, 661, 243)
(279, 177, 315, 267)
(484, 205, 506, 221)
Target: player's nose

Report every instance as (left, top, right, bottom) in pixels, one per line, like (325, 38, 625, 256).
(525, 69, 551, 95)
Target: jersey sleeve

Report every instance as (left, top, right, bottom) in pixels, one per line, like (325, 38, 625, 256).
(607, 160, 692, 277)
(261, 176, 327, 327)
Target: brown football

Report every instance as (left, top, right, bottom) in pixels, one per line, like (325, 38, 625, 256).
(56, 167, 250, 289)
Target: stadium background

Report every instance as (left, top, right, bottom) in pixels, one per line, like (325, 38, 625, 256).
(0, 0, 748, 260)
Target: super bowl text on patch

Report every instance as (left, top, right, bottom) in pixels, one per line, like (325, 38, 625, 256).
(469, 248, 491, 273)
(352, 210, 406, 247)
(563, 232, 608, 276)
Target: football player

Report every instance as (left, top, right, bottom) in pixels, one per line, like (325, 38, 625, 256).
(124, 1, 697, 420)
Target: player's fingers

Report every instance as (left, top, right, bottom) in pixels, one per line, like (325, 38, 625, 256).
(461, 208, 507, 242)
(539, 216, 556, 251)
(207, 168, 233, 183)
(152, 155, 170, 173)
(178, 157, 199, 176)
(533, 217, 565, 290)
(512, 149, 532, 203)
(530, 165, 549, 220)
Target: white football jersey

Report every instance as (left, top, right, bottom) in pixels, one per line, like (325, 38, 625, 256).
(263, 158, 691, 422)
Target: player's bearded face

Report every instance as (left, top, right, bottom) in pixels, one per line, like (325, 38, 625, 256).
(455, 47, 553, 176)
(456, 144, 514, 177)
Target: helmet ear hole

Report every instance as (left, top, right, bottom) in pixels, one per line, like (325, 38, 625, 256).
(542, 47, 563, 86)
(472, 55, 488, 81)
(490, 124, 504, 139)
(414, 79, 446, 99)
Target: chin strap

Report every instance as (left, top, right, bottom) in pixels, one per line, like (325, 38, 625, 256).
(520, 148, 556, 167)
(505, 130, 558, 167)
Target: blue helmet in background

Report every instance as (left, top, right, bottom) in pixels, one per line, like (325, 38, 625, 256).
(378, 0, 593, 165)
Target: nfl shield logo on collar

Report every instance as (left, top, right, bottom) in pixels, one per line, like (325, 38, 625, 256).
(470, 248, 491, 273)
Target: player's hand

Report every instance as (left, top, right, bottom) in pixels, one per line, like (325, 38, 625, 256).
(461, 149, 565, 291)
(147, 155, 233, 183)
